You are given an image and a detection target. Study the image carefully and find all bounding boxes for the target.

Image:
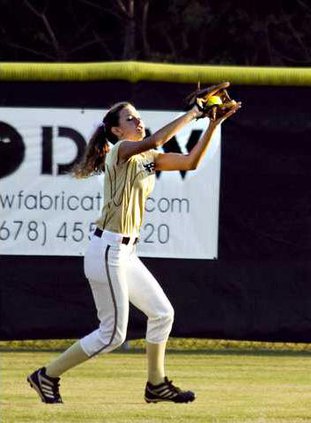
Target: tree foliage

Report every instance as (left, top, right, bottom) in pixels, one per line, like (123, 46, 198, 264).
(0, 0, 310, 66)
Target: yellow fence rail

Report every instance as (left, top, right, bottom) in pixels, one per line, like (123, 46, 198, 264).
(0, 61, 310, 86)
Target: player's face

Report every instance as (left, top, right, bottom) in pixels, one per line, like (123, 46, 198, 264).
(115, 105, 146, 141)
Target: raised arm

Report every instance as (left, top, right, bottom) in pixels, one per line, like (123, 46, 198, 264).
(118, 106, 202, 162)
(154, 102, 241, 171)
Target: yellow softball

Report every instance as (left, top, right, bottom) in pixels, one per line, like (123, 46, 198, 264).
(207, 95, 223, 106)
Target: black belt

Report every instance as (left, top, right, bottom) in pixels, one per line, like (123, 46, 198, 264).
(94, 228, 138, 245)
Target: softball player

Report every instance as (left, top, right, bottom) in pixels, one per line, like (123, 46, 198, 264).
(27, 94, 240, 404)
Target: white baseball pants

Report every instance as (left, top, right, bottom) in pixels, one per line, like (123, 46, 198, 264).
(80, 230, 174, 357)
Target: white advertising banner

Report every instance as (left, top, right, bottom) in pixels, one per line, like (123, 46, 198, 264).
(0, 107, 221, 259)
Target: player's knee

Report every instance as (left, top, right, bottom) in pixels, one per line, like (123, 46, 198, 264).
(97, 326, 126, 352)
(155, 304, 175, 328)
(146, 305, 174, 343)
(163, 304, 174, 325)
(111, 329, 127, 349)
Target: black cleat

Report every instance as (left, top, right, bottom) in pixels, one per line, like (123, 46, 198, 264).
(145, 377, 195, 403)
(27, 367, 63, 404)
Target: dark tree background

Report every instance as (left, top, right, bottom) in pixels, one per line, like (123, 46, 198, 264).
(0, 0, 310, 65)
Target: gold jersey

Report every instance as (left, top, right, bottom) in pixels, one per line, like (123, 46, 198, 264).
(96, 141, 159, 237)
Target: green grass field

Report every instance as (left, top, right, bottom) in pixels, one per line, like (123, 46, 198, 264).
(1, 347, 311, 423)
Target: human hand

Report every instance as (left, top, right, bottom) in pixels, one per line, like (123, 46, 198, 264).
(209, 101, 242, 127)
(189, 101, 205, 120)
(185, 82, 231, 118)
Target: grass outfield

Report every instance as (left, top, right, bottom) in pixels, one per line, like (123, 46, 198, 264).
(1, 349, 311, 423)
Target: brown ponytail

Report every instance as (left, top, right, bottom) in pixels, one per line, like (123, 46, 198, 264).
(71, 125, 109, 178)
(72, 101, 130, 178)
